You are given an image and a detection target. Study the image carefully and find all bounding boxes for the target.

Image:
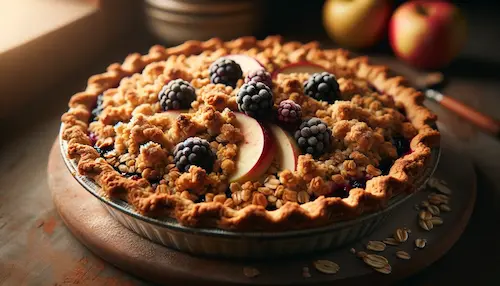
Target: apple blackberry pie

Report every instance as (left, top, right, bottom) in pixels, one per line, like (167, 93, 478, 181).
(61, 36, 439, 231)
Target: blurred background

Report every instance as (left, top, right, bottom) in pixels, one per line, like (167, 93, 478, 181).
(0, 0, 498, 121)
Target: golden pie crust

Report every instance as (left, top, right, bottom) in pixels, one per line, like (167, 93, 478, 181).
(61, 36, 440, 231)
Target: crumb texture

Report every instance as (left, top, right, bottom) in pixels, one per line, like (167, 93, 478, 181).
(61, 36, 439, 231)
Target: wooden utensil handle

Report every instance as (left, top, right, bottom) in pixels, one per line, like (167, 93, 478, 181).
(440, 95, 500, 136)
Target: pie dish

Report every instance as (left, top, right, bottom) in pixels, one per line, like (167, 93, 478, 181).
(61, 35, 440, 232)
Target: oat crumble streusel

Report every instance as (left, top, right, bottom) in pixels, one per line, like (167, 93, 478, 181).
(61, 36, 439, 231)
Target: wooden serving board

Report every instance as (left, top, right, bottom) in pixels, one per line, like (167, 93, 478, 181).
(48, 140, 476, 286)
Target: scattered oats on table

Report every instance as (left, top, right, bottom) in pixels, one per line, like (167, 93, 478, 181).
(427, 204, 441, 216)
(440, 204, 451, 212)
(430, 216, 443, 225)
(415, 238, 427, 249)
(363, 254, 389, 269)
(419, 219, 434, 231)
(366, 240, 386, 252)
(396, 250, 411, 260)
(313, 260, 340, 274)
(419, 210, 432, 220)
(394, 228, 409, 243)
(383, 237, 400, 246)
(356, 251, 368, 258)
(428, 177, 452, 195)
(374, 263, 392, 274)
(420, 200, 430, 208)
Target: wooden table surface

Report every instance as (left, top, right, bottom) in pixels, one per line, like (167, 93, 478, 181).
(1, 5, 499, 285)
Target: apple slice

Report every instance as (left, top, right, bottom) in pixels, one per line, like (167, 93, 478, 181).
(272, 62, 328, 79)
(223, 54, 264, 74)
(229, 112, 276, 183)
(269, 124, 300, 172)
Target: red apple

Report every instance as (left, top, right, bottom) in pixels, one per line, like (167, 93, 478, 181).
(322, 0, 392, 49)
(272, 62, 328, 79)
(269, 124, 300, 171)
(389, 0, 467, 69)
(229, 112, 276, 183)
(223, 54, 263, 74)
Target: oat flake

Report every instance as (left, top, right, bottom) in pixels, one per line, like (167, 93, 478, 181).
(374, 263, 392, 274)
(366, 241, 386, 252)
(396, 250, 411, 260)
(383, 237, 400, 246)
(363, 254, 388, 269)
(394, 228, 409, 242)
(419, 219, 433, 231)
(415, 238, 427, 249)
(313, 260, 340, 274)
(440, 204, 451, 212)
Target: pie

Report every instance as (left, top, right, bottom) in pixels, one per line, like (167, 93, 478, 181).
(61, 36, 440, 231)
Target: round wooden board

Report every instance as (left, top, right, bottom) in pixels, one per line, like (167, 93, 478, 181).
(48, 139, 476, 286)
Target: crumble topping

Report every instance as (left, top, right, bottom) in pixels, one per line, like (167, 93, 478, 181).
(61, 36, 439, 230)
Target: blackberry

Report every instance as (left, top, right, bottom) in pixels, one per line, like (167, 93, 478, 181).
(304, 72, 341, 103)
(245, 69, 272, 88)
(173, 137, 215, 173)
(94, 144, 113, 156)
(209, 58, 243, 88)
(294, 118, 332, 157)
(158, 79, 196, 111)
(236, 81, 273, 119)
(378, 158, 393, 175)
(91, 94, 104, 122)
(391, 135, 411, 157)
(277, 100, 302, 124)
(350, 179, 366, 189)
(328, 184, 350, 199)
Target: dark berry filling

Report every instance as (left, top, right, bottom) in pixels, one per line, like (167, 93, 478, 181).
(266, 204, 277, 211)
(194, 196, 206, 203)
(94, 144, 113, 156)
(89, 132, 98, 146)
(378, 158, 394, 175)
(392, 135, 411, 157)
(327, 184, 350, 199)
(90, 94, 104, 122)
(225, 188, 232, 199)
(350, 179, 366, 189)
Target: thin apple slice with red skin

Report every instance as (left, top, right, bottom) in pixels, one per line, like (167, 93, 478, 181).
(269, 124, 300, 172)
(272, 61, 329, 79)
(223, 54, 264, 74)
(229, 112, 276, 183)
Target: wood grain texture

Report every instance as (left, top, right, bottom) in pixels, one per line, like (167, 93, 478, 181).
(47, 139, 476, 286)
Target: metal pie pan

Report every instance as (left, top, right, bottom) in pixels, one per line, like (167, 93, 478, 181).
(59, 124, 440, 259)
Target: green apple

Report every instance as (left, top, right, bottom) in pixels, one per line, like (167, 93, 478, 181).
(322, 0, 392, 49)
